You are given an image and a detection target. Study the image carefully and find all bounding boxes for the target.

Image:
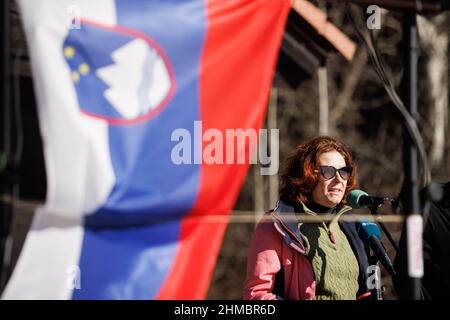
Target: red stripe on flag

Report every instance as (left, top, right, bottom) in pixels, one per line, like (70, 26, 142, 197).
(156, 0, 290, 299)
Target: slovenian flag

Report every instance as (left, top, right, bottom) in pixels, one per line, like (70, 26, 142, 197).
(3, 0, 290, 299)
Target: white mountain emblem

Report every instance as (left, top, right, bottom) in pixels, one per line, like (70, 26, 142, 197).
(96, 38, 172, 120)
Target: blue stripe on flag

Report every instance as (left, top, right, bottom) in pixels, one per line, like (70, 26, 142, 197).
(72, 0, 206, 299)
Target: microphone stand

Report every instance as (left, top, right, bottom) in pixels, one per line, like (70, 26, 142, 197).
(367, 199, 401, 255)
(366, 200, 399, 300)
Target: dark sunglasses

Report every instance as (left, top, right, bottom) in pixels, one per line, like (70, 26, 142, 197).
(315, 165, 353, 180)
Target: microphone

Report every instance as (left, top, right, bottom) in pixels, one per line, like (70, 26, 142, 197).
(347, 189, 393, 209)
(356, 220, 396, 275)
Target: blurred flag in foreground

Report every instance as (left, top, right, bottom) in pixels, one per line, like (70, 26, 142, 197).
(3, 0, 290, 299)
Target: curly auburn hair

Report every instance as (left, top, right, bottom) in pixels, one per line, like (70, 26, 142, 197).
(279, 136, 357, 206)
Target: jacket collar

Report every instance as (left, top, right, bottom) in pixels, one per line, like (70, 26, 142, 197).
(269, 200, 353, 255)
(270, 200, 307, 254)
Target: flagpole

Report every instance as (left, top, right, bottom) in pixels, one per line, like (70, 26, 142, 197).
(401, 10, 423, 301)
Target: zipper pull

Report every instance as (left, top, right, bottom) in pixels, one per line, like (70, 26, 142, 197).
(329, 230, 336, 244)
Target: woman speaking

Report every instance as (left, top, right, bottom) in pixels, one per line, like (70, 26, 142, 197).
(243, 136, 372, 300)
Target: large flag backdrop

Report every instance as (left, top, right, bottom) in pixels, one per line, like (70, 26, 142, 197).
(3, 0, 290, 299)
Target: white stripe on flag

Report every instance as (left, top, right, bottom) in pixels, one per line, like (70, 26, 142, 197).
(2, 0, 117, 299)
(2, 209, 84, 299)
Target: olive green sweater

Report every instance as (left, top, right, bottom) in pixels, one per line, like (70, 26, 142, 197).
(296, 202, 360, 300)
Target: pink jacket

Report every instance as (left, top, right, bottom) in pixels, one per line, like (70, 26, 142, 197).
(243, 214, 316, 300)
